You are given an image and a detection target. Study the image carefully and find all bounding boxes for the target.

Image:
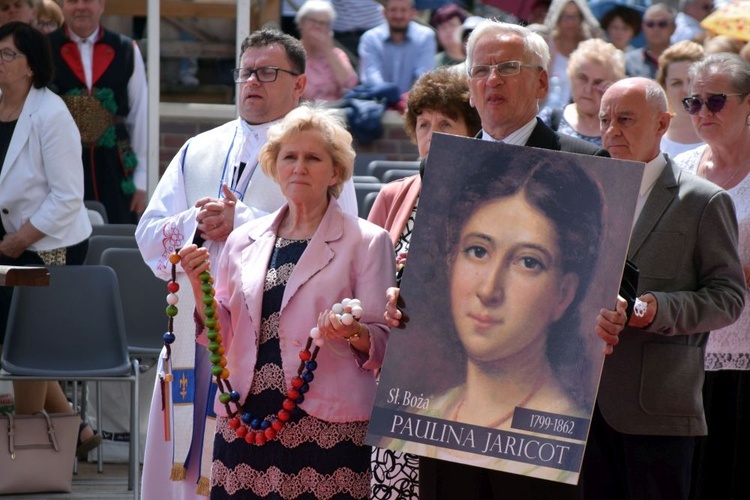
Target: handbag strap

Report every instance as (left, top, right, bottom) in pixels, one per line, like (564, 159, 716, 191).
(3, 410, 60, 459)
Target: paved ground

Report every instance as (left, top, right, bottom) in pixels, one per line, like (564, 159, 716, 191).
(2, 462, 139, 500)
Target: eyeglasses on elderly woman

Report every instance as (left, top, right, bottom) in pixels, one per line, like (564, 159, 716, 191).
(0, 47, 26, 63)
(681, 93, 745, 115)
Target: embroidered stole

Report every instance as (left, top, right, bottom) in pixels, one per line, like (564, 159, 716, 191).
(166, 119, 287, 496)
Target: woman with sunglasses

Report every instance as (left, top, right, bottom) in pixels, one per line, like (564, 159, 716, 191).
(674, 52, 750, 500)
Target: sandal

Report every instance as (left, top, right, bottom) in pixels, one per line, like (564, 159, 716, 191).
(76, 422, 102, 460)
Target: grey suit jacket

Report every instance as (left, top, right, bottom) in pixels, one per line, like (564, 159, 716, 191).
(597, 157, 745, 436)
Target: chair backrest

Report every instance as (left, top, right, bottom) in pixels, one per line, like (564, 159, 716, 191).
(84, 200, 108, 224)
(90, 224, 137, 237)
(354, 182, 382, 219)
(367, 160, 420, 181)
(84, 235, 138, 265)
(1, 266, 130, 377)
(353, 153, 386, 176)
(362, 191, 380, 220)
(100, 248, 166, 356)
(381, 169, 419, 184)
(352, 175, 381, 184)
(86, 209, 106, 226)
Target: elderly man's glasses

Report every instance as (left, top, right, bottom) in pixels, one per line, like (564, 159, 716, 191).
(0, 48, 26, 63)
(642, 20, 671, 29)
(682, 93, 744, 115)
(469, 60, 543, 79)
(232, 66, 300, 83)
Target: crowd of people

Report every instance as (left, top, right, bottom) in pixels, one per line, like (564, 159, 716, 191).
(1, 0, 750, 499)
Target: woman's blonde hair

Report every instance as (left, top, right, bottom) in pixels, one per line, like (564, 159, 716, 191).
(260, 104, 355, 199)
(567, 38, 625, 81)
(36, 0, 62, 25)
(656, 40, 704, 89)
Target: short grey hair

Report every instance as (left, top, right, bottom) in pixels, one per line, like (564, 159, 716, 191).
(466, 20, 550, 72)
(295, 0, 336, 26)
(689, 53, 750, 96)
(643, 78, 669, 113)
(644, 3, 677, 22)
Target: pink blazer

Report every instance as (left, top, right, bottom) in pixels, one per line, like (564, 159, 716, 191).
(204, 197, 396, 422)
(367, 174, 422, 247)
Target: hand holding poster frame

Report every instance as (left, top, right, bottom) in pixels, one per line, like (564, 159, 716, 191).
(366, 134, 643, 484)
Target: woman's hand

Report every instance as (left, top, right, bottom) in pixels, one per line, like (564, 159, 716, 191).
(0, 223, 45, 259)
(317, 307, 361, 341)
(596, 295, 627, 355)
(178, 244, 210, 285)
(384, 287, 409, 329)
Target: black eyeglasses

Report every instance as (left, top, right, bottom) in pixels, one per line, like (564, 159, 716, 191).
(681, 93, 745, 115)
(642, 20, 671, 29)
(0, 48, 26, 63)
(232, 66, 300, 83)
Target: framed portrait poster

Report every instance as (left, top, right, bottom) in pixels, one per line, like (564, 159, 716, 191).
(366, 133, 644, 484)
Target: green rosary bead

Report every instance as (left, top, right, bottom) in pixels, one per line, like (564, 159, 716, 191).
(165, 305, 178, 317)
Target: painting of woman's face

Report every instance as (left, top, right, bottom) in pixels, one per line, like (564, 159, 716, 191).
(449, 194, 578, 365)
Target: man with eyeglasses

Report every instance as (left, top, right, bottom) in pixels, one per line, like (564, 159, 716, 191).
(416, 19, 630, 500)
(625, 3, 677, 79)
(587, 76, 745, 500)
(47, 0, 148, 224)
(672, 0, 713, 44)
(136, 29, 357, 500)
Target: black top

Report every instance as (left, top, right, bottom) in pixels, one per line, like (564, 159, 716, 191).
(0, 119, 17, 174)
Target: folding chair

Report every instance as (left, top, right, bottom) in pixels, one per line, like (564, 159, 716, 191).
(0, 266, 140, 498)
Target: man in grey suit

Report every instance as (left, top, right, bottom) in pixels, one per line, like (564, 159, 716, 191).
(583, 77, 746, 500)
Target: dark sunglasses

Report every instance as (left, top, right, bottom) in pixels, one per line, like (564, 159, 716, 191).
(642, 20, 671, 29)
(681, 93, 745, 115)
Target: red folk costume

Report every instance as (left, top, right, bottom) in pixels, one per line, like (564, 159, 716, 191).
(48, 25, 145, 224)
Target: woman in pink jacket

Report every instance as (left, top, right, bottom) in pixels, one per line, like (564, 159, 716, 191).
(179, 104, 395, 499)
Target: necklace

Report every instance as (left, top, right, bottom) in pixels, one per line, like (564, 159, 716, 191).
(161, 251, 363, 445)
(0, 94, 23, 122)
(452, 374, 547, 428)
(699, 148, 747, 189)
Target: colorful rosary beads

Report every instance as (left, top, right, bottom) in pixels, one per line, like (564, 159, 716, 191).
(163, 250, 363, 446)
